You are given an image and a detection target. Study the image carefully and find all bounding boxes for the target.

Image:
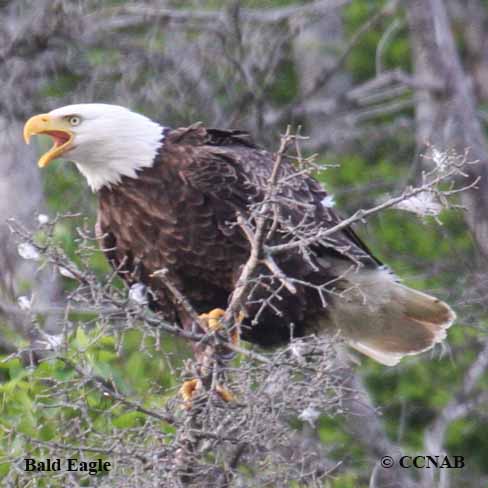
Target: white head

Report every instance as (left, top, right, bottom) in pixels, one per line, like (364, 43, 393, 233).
(23, 103, 165, 191)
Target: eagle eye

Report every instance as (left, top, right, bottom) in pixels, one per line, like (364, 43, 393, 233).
(67, 116, 81, 126)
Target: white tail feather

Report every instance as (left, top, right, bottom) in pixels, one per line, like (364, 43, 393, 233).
(348, 341, 404, 366)
(320, 265, 456, 366)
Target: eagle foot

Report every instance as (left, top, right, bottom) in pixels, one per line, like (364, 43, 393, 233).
(198, 308, 242, 345)
(199, 308, 226, 332)
(179, 378, 202, 409)
(179, 378, 235, 408)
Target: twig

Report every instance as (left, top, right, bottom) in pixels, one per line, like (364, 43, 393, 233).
(268, 153, 477, 255)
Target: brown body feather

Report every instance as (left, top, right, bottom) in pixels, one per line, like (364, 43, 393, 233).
(96, 124, 455, 364)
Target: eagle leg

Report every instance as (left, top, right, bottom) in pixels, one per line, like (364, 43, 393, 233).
(179, 308, 242, 407)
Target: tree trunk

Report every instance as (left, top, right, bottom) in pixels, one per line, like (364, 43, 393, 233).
(406, 0, 488, 263)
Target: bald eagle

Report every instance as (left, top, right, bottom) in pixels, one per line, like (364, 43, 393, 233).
(24, 104, 455, 366)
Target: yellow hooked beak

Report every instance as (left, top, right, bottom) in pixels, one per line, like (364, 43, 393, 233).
(23, 114, 74, 168)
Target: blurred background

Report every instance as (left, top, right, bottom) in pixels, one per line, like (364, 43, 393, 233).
(1, 1, 487, 487)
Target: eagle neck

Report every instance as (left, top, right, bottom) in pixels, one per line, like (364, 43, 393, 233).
(74, 121, 167, 192)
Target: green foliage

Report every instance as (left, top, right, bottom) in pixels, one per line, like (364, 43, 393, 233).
(40, 74, 82, 98)
(268, 58, 300, 105)
(0, 324, 187, 482)
(86, 48, 122, 66)
(343, 1, 411, 82)
(446, 418, 488, 473)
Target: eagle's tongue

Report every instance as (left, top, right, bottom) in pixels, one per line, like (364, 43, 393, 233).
(45, 130, 70, 147)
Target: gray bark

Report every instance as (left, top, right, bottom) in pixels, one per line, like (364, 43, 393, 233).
(0, 117, 62, 340)
(406, 0, 488, 263)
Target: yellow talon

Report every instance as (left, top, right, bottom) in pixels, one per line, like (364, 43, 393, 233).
(199, 308, 226, 332)
(179, 378, 235, 407)
(179, 378, 201, 407)
(199, 308, 242, 345)
(216, 384, 235, 402)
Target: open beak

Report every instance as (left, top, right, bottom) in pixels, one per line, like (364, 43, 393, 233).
(23, 114, 74, 168)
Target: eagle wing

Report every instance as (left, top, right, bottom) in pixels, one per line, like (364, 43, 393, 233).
(174, 127, 455, 365)
(175, 126, 380, 268)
